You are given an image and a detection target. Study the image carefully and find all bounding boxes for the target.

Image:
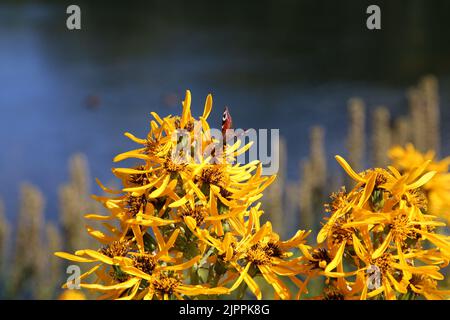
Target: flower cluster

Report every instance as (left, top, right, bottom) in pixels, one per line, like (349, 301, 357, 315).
(54, 90, 450, 300)
(389, 144, 450, 223)
(55, 91, 310, 300)
(305, 155, 450, 300)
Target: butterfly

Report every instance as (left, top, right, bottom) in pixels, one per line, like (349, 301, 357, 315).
(221, 106, 250, 150)
(207, 106, 250, 162)
(221, 106, 233, 140)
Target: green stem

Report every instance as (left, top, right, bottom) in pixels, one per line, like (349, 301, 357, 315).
(236, 282, 248, 300)
(190, 266, 199, 285)
(400, 290, 415, 300)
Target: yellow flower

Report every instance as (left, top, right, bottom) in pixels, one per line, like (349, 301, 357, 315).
(335, 154, 436, 202)
(311, 155, 450, 300)
(185, 205, 311, 300)
(351, 233, 447, 300)
(54, 90, 289, 300)
(139, 271, 229, 300)
(389, 143, 450, 222)
(408, 275, 450, 300)
(55, 228, 229, 300)
(107, 91, 274, 218)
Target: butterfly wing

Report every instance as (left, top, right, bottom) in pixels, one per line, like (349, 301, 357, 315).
(222, 106, 233, 137)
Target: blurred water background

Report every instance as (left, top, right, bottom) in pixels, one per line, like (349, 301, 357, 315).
(1, 1, 450, 222)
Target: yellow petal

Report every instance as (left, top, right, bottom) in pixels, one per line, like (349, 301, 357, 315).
(84, 214, 112, 221)
(317, 225, 330, 244)
(54, 252, 97, 263)
(116, 282, 140, 300)
(123, 174, 165, 193)
(352, 233, 368, 260)
(95, 178, 122, 194)
(130, 225, 145, 252)
(202, 94, 213, 120)
(124, 132, 147, 144)
(325, 241, 346, 273)
(113, 149, 148, 162)
(164, 229, 181, 251)
(357, 172, 376, 207)
(371, 231, 392, 259)
(408, 160, 431, 182)
(149, 175, 171, 198)
(387, 166, 401, 178)
(259, 265, 290, 300)
(86, 226, 116, 244)
(162, 256, 200, 271)
(335, 155, 365, 183)
(181, 90, 192, 128)
(150, 112, 164, 125)
(127, 216, 175, 227)
(229, 262, 252, 291)
(168, 196, 188, 208)
(120, 265, 152, 281)
(80, 277, 140, 291)
(184, 216, 197, 231)
(112, 167, 153, 175)
(407, 171, 436, 190)
(82, 249, 116, 265)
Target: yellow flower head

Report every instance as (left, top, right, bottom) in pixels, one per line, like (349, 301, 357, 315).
(389, 143, 450, 222)
(313, 154, 450, 300)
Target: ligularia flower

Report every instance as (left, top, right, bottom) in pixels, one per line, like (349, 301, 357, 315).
(54, 91, 450, 300)
(309, 155, 450, 300)
(55, 90, 310, 300)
